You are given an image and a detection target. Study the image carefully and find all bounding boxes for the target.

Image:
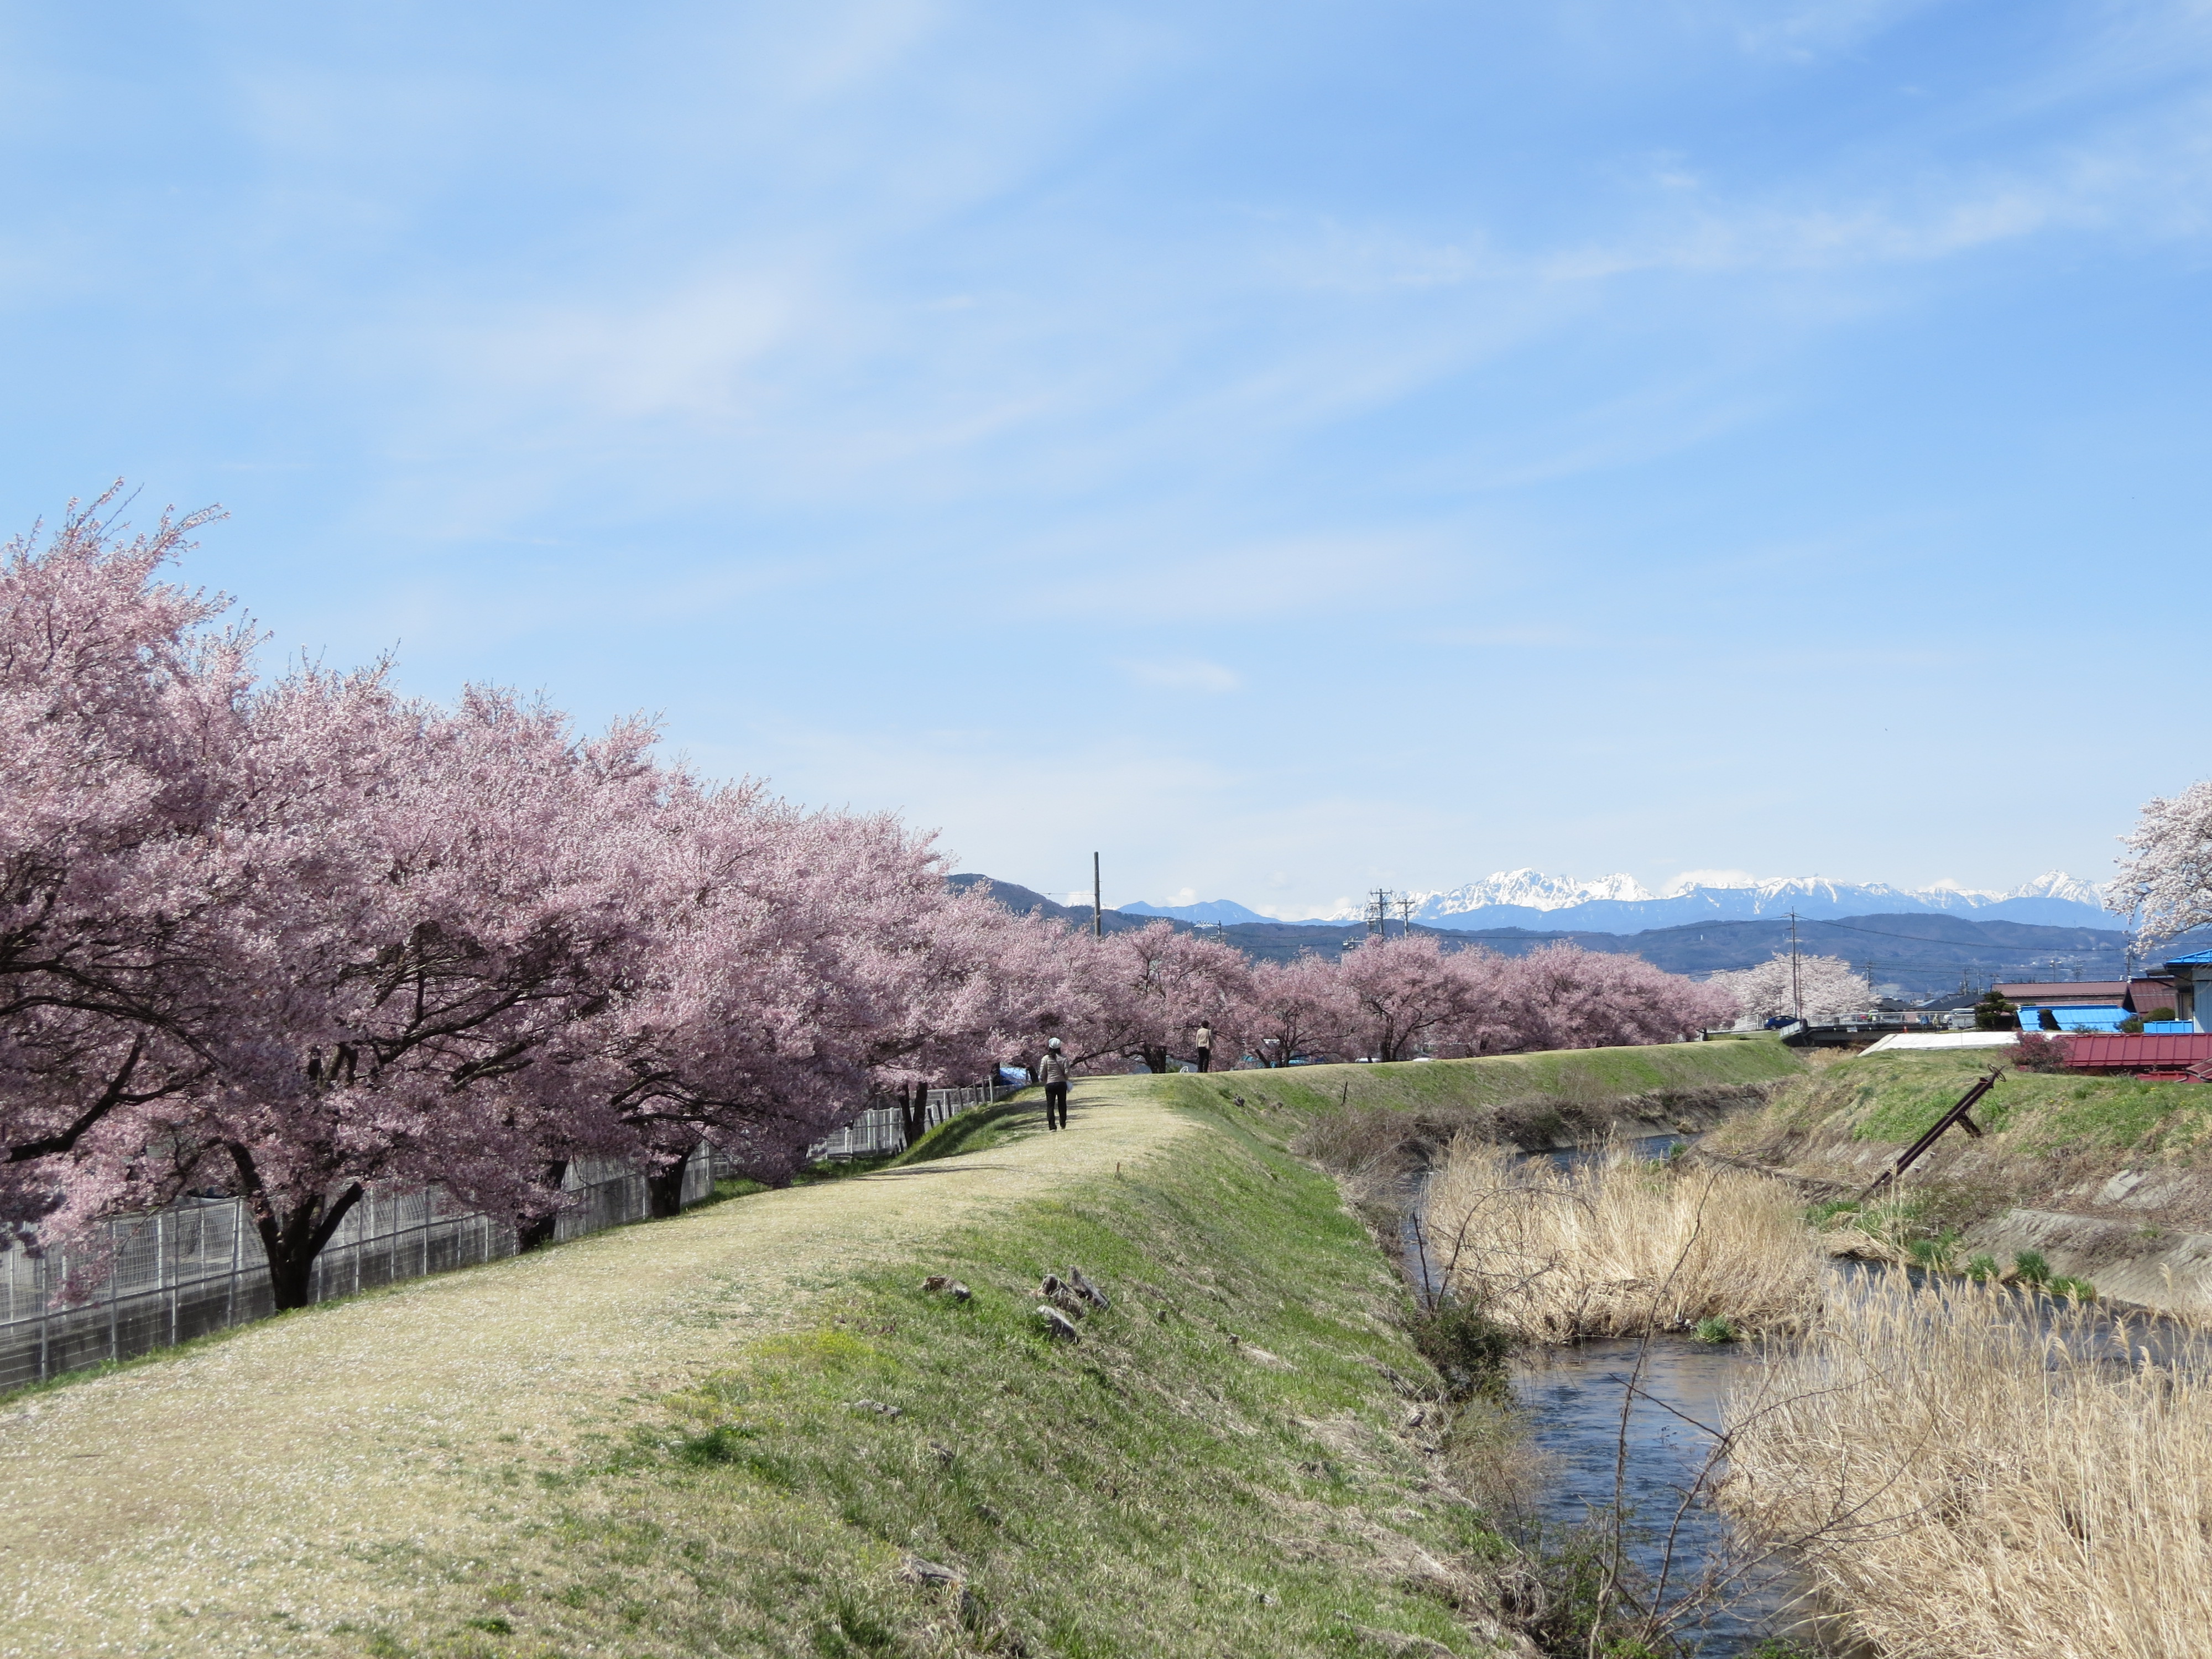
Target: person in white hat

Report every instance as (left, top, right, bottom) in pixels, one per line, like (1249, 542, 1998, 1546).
(1039, 1037, 1071, 1131)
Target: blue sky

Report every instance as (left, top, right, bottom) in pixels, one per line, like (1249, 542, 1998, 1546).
(3, 2, 2206, 919)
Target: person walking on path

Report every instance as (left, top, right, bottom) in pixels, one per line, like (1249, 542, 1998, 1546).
(1193, 1021, 1213, 1073)
(1040, 1038, 1071, 1130)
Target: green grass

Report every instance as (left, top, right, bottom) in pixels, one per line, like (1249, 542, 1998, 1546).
(460, 1103, 1522, 1658)
(1721, 1046, 2212, 1160)
(1210, 1042, 1802, 1121)
(890, 1094, 1042, 1164)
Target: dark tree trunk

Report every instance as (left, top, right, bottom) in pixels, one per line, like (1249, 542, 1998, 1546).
(645, 1144, 697, 1218)
(518, 1159, 570, 1252)
(229, 1144, 367, 1312)
(901, 1084, 930, 1147)
(1142, 1046, 1170, 1073)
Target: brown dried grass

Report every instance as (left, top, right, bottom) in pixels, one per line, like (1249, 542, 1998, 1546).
(1723, 1275, 2212, 1658)
(1425, 1140, 1823, 1342)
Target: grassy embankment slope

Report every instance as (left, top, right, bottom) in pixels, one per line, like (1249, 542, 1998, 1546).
(1204, 1041, 1803, 1168)
(1207, 1040, 1800, 1119)
(1706, 1046, 2212, 1306)
(2, 1077, 1545, 1659)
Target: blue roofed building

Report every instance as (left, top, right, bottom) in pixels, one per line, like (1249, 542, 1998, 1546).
(2164, 951, 2212, 1032)
(2029, 1004, 2132, 1032)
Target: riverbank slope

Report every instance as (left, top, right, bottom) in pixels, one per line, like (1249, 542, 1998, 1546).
(0, 1078, 1535, 1658)
(1204, 1041, 1803, 1161)
(1706, 1046, 2212, 1312)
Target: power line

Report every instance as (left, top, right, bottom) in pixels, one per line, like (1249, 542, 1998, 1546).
(1787, 916, 2122, 954)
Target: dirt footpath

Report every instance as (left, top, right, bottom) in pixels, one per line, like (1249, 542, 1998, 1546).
(0, 1083, 1191, 1657)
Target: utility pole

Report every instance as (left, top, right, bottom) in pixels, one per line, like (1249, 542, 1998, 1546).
(1368, 888, 1390, 941)
(1789, 910, 1802, 1023)
(1093, 852, 1102, 940)
(1397, 894, 1415, 939)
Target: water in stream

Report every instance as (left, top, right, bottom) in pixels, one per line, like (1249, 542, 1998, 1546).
(1407, 1136, 2203, 1655)
(1407, 1134, 1813, 1655)
(1512, 1335, 1812, 1653)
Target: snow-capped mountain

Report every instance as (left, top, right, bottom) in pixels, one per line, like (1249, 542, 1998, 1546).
(1316, 869, 2114, 932)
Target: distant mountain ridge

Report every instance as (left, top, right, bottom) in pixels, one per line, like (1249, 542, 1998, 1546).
(1118, 898, 1279, 925)
(1127, 868, 2116, 933)
(947, 872, 2200, 994)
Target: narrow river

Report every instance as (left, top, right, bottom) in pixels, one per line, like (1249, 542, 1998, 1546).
(1525, 1136, 1817, 1653)
(1514, 1334, 1807, 1652)
(1407, 1135, 2203, 1656)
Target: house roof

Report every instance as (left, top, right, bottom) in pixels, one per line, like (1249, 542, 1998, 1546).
(2166, 951, 2212, 967)
(1996, 981, 2127, 1003)
(2064, 1033, 2212, 1068)
(2127, 978, 2180, 1009)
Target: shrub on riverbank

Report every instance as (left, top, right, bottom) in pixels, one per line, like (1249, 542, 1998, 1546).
(1425, 1142, 1823, 1342)
(1724, 1273, 2212, 1658)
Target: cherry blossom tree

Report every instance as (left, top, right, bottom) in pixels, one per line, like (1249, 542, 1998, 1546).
(82, 669, 671, 1307)
(1708, 952, 1872, 1024)
(1048, 920, 1251, 1073)
(587, 800, 1054, 1208)
(0, 491, 250, 1232)
(1335, 936, 1484, 1062)
(1232, 954, 1356, 1067)
(1489, 945, 1736, 1050)
(2110, 781, 2212, 945)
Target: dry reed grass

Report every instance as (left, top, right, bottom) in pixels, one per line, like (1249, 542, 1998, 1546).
(1724, 1274, 2212, 1658)
(1425, 1140, 1823, 1342)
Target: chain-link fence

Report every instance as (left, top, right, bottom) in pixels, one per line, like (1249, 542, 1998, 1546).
(806, 1083, 1013, 1161)
(0, 1148, 713, 1391)
(0, 1084, 1020, 1390)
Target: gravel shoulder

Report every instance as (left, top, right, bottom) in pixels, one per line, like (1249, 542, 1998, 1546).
(0, 1083, 1193, 1656)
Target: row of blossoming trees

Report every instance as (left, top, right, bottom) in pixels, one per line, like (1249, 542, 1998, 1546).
(0, 497, 1733, 1309)
(1093, 928, 1738, 1074)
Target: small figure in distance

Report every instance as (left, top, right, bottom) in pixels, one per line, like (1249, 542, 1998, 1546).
(1193, 1019, 1213, 1074)
(1040, 1037, 1071, 1131)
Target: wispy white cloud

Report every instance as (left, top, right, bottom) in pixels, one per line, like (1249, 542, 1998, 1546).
(0, 0, 2198, 910)
(1725, 0, 1952, 62)
(1118, 658, 1241, 694)
(1422, 625, 1593, 648)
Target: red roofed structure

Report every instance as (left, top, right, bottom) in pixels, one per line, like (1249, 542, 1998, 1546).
(2062, 1034, 2212, 1074)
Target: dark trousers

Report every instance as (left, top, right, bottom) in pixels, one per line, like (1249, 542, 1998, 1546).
(1045, 1081, 1070, 1129)
(1196, 1048, 1211, 1073)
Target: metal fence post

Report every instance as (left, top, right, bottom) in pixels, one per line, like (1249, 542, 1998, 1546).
(166, 1211, 179, 1348)
(226, 1201, 240, 1329)
(107, 1221, 119, 1364)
